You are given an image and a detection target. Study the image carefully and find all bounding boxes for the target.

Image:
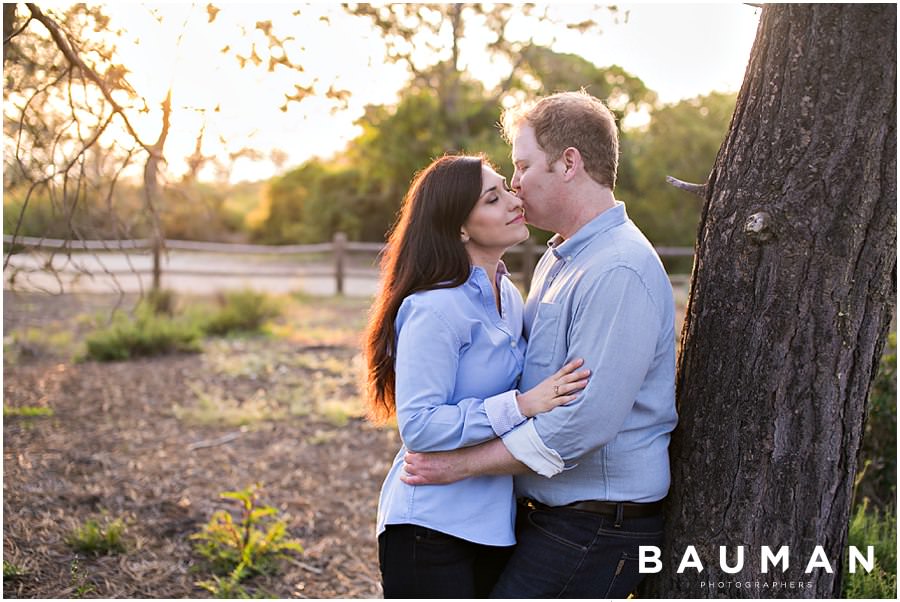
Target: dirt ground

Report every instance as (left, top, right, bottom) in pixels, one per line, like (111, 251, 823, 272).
(3, 290, 399, 598)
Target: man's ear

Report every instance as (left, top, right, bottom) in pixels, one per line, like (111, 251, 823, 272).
(561, 147, 581, 181)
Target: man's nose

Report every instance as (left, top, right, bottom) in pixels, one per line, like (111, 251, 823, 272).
(510, 171, 521, 190)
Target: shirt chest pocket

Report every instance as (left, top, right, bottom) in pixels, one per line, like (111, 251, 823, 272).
(526, 302, 564, 367)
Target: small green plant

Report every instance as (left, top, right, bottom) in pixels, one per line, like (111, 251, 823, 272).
(191, 483, 302, 591)
(65, 518, 127, 555)
(3, 405, 54, 418)
(83, 305, 202, 361)
(4, 327, 76, 363)
(4, 560, 26, 580)
(196, 573, 258, 599)
(69, 557, 95, 598)
(842, 500, 897, 598)
(198, 290, 281, 336)
(856, 333, 897, 508)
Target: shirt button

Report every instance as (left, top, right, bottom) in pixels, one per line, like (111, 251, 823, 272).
(511, 341, 518, 348)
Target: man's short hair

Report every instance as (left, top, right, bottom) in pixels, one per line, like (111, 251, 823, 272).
(502, 90, 619, 189)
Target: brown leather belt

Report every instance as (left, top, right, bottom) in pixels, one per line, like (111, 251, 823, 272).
(521, 497, 664, 519)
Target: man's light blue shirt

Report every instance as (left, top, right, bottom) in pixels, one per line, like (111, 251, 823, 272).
(490, 202, 678, 505)
(376, 264, 528, 546)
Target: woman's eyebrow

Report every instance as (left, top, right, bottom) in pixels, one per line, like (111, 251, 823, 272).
(479, 185, 498, 198)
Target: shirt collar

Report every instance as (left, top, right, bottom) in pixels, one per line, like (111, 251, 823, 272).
(469, 260, 510, 288)
(548, 201, 628, 261)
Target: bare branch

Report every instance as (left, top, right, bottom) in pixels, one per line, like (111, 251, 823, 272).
(14, 66, 72, 176)
(99, 145, 144, 302)
(4, 180, 49, 269)
(3, 15, 33, 46)
(665, 175, 708, 199)
(60, 112, 116, 181)
(25, 3, 155, 156)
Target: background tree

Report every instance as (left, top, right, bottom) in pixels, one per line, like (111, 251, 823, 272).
(3, 3, 345, 292)
(343, 4, 624, 146)
(618, 91, 736, 272)
(255, 3, 655, 246)
(3, 3, 160, 295)
(644, 4, 896, 597)
(4, 4, 139, 235)
(254, 159, 366, 244)
(252, 52, 654, 246)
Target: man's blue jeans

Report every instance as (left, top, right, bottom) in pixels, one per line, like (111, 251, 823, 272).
(490, 500, 664, 598)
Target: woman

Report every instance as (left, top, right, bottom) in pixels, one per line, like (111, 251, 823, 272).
(364, 155, 590, 598)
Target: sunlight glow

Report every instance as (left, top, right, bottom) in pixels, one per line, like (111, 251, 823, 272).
(80, 3, 760, 183)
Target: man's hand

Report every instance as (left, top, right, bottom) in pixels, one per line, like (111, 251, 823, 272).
(401, 449, 471, 485)
(400, 438, 530, 485)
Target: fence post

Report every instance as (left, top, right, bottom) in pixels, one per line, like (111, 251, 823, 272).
(333, 232, 347, 296)
(522, 236, 540, 294)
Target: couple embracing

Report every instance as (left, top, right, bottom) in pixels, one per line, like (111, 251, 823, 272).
(363, 90, 678, 599)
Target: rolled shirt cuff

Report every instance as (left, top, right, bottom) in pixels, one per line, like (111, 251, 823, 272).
(501, 420, 565, 477)
(484, 389, 527, 437)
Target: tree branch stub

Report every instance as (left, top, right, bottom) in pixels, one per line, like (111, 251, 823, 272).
(665, 175, 708, 199)
(744, 210, 775, 243)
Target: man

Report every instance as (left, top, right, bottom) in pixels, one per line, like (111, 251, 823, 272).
(401, 90, 678, 598)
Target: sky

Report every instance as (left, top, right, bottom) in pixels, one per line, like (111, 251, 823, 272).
(566, 3, 761, 103)
(96, 3, 762, 183)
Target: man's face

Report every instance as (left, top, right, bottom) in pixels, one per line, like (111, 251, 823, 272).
(510, 124, 561, 232)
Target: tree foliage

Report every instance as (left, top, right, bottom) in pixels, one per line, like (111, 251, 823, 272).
(619, 92, 737, 253)
(255, 160, 369, 243)
(251, 3, 650, 244)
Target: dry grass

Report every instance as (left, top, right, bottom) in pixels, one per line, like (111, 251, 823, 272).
(3, 285, 691, 598)
(3, 291, 396, 598)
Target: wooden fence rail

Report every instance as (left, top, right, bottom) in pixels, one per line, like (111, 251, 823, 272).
(4, 233, 693, 295)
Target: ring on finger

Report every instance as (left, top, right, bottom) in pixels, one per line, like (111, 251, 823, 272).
(553, 385, 560, 396)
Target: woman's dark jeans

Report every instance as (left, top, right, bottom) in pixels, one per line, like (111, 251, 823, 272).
(490, 501, 664, 598)
(378, 524, 514, 598)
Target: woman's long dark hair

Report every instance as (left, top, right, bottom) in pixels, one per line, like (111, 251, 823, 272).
(364, 154, 486, 424)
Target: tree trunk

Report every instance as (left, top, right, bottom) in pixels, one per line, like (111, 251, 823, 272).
(644, 4, 896, 598)
(143, 89, 173, 293)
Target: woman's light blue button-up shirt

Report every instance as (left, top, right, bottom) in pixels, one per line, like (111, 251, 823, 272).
(376, 264, 527, 546)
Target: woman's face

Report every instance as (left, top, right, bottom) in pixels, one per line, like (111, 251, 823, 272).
(462, 165, 528, 256)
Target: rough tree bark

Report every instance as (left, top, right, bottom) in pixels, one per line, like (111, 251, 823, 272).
(644, 4, 896, 598)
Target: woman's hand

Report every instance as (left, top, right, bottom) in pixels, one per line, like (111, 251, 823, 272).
(515, 358, 590, 418)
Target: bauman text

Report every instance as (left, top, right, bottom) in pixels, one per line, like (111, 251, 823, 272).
(638, 546, 875, 574)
